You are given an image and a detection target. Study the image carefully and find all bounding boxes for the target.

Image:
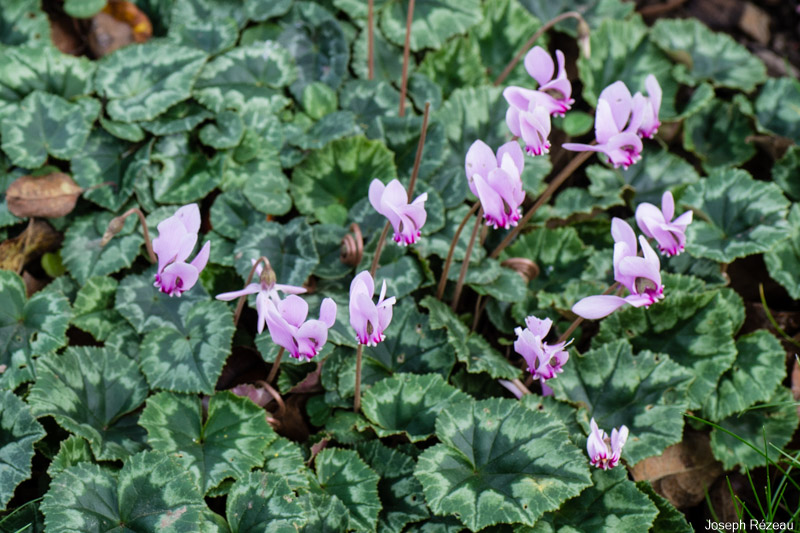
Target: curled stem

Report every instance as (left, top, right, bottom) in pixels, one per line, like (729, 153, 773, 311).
(398, 0, 415, 116)
(256, 379, 286, 419)
(493, 11, 587, 86)
(489, 149, 593, 260)
(103, 207, 156, 264)
(354, 344, 364, 412)
(265, 347, 285, 384)
(234, 256, 271, 327)
(367, 0, 374, 80)
(451, 207, 483, 311)
(436, 202, 481, 299)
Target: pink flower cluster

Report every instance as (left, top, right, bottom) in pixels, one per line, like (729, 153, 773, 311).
(513, 315, 571, 388)
(587, 418, 629, 470)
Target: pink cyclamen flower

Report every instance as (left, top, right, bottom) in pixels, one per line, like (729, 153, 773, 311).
(572, 218, 664, 319)
(349, 271, 395, 346)
(503, 89, 552, 156)
(637, 75, 662, 138)
(523, 46, 574, 116)
(563, 80, 647, 169)
(266, 295, 337, 362)
(152, 204, 210, 297)
(587, 418, 629, 470)
(369, 179, 428, 246)
(215, 259, 306, 334)
(514, 316, 571, 384)
(635, 191, 692, 257)
(464, 140, 526, 229)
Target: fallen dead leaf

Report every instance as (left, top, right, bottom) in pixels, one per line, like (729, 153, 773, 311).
(88, 11, 133, 57)
(21, 270, 46, 296)
(7, 173, 83, 219)
(0, 220, 62, 273)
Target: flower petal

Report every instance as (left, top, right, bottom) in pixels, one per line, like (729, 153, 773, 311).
(572, 294, 629, 319)
(524, 46, 555, 87)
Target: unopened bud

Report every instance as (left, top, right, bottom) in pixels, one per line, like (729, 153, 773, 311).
(259, 260, 277, 288)
(101, 215, 126, 246)
(577, 18, 591, 58)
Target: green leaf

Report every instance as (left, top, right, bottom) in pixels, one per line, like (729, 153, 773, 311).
(140, 391, 276, 494)
(414, 203, 487, 264)
(171, 0, 291, 27)
(772, 146, 800, 202)
(421, 296, 520, 380)
(0, 270, 69, 389)
(0, 391, 45, 511)
(292, 136, 397, 222)
(115, 267, 211, 334)
(222, 151, 292, 217)
(263, 437, 311, 492)
(524, 468, 658, 533)
(29, 346, 147, 461)
(615, 146, 701, 207)
(518, 0, 634, 36)
(552, 340, 692, 465)
(95, 43, 207, 122)
(139, 300, 234, 394)
(48, 436, 93, 479)
(311, 224, 352, 280)
(0, 0, 50, 47)
(234, 218, 318, 287)
(755, 77, 800, 143)
(361, 373, 469, 442)
(650, 18, 767, 91)
(100, 115, 145, 141)
(169, 18, 239, 55)
(139, 101, 214, 135)
(71, 276, 123, 342)
(63, 0, 105, 18)
(1, 91, 93, 168)
(375, 255, 425, 300)
(380, 115, 447, 183)
(194, 42, 296, 112)
(710, 388, 799, 471)
(594, 282, 739, 408)
(226, 472, 306, 532)
(418, 36, 487, 98)
(380, 0, 482, 52)
(765, 204, 800, 300)
(149, 134, 225, 204)
(298, 493, 350, 533)
(302, 82, 338, 119)
(61, 211, 142, 285)
(353, 26, 408, 83)
(701, 330, 787, 421)
(683, 168, 789, 263)
(357, 441, 429, 533)
(199, 110, 244, 149)
(294, 111, 361, 151)
(312, 448, 381, 532)
(682, 98, 755, 171)
(210, 191, 265, 241)
(636, 481, 693, 533)
(41, 451, 206, 532)
(414, 397, 592, 530)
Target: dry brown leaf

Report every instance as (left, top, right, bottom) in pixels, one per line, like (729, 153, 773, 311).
(6, 173, 83, 218)
(88, 12, 134, 57)
(0, 220, 62, 273)
(631, 430, 723, 508)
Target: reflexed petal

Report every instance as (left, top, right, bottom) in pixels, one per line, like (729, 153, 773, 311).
(524, 315, 552, 338)
(382, 179, 410, 209)
(278, 294, 309, 327)
(274, 283, 308, 295)
(351, 271, 375, 298)
(190, 240, 210, 273)
(256, 291, 272, 334)
(611, 218, 637, 252)
(635, 203, 664, 239)
(645, 75, 662, 118)
(661, 191, 675, 221)
(572, 294, 629, 319)
(496, 141, 524, 176)
(524, 46, 555, 87)
(369, 179, 386, 214)
(502, 86, 536, 111)
(672, 210, 693, 228)
(173, 203, 201, 234)
(474, 172, 505, 227)
(215, 283, 261, 301)
(594, 99, 620, 145)
(562, 142, 603, 154)
(598, 81, 632, 131)
(159, 261, 199, 296)
(465, 139, 498, 184)
(153, 217, 186, 272)
(266, 306, 298, 354)
(505, 105, 522, 139)
(319, 298, 337, 327)
(296, 319, 329, 356)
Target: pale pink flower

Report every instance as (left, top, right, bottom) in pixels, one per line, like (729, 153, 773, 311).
(523, 46, 574, 116)
(369, 179, 428, 246)
(152, 204, 210, 297)
(635, 191, 692, 256)
(513, 316, 571, 385)
(587, 418, 628, 470)
(349, 271, 395, 346)
(464, 140, 526, 229)
(266, 296, 337, 362)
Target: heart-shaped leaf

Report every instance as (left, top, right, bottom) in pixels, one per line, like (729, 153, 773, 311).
(234, 218, 319, 287)
(414, 397, 592, 530)
(0, 390, 45, 511)
(772, 146, 800, 202)
(225, 472, 306, 532)
(682, 98, 755, 171)
(379, 0, 482, 52)
(139, 300, 234, 394)
(140, 391, 276, 494)
(71, 276, 124, 341)
(139, 101, 214, 135)
(28, 346, 148, 461)
(636, 481, 693, 533)
(168, 18, 239, 55)
(755, 77, 800, 143)
(149, 134, 225, 204)
(615, 146, 701, 207)
(683, 168, 789, 263)
(298, 493, 350, 533)
(311, 448, 381, 532)
(263, 437, 312, 493)
(48, 436, 93, 479)
(765, 203, 800, 300)
(0, 0, 50, 47)
(199, 110, 244, 149)
(418, 36, 487, 99)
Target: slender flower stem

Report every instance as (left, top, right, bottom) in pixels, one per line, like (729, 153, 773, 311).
(265, 347, 285, 384)
(511, 378, 532, 396)
(407, 101, 431, 199)
(367, 0, 374, 80)
(493, 11, 586, 86)
(103, 207, 156, 263)
(398, 0, 415, 116)
(489, 150, 594, 260)
(354, 344, 364, 412)
(436, 202, 480, 299)
(451, 207, 483, 311)
(234, 256, 270, 327)
(471, 295, 488, 331)
(369, 222, 391, 278)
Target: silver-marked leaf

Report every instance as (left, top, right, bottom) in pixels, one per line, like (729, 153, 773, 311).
(100, 115, 145, 142)
(140, 391, 275, 494)
(380, 0, 482, 52)
(150, 134, 225, 204)
(115, 267, 211, 334)
(210, 191, 265, 241)
(28, 346, 148, 461)
(0, 390, 45, 511)
(171, 0, 290, 27)
(139, 101, 214, 135)
(263, 437, 311, 493)
(701, 330, 786, 421)
(223, 152, 292, 217)
(61, 211, 142, 285)
(341, 79, 402, 139)
(356, 441, 429, 533)
(226, 472, 306, 532)
(617, 146, 701, 207)
(294, 111, 361, 151)
(1, 91, 93, 168)
(710, 388, 799, 472)
(95, 42, 207, 122)
(772, 146, 800, 202)
(636, 481, 693, 533)
(0, 0, 50, 47)
(353, 26, 407, 83)
(139, 300, 234, 394)
(650, 18, 766, 92)
(418, 36, 487, 99)
(298, 493, 350, 533)
(0, 270, 69, 389)
(41, 451, 206, 533)
(551, 340, 692, 465)
(234, 218, 318, 287)
(361, 373, 469, 442)
(199, 110, 244, 149)
(194, 42, 296, 112)
(169, 18, 239, 55)
(755, 77, 800, 143)
(683, 168, 789, 263)
(415, 398, 592, 530)
(765, 204, 800, 300)
(683, 98, 755, 171)
(311, 224, 351, 280)
(381, 115, 447, 183)
(421, 296, 520, 380)
(48, 436, 93, 479)
(71, 276, 123, 342)
(311, 448, 381, 532)
(375, 256, 425, 300)
(518, 0, 634, 37)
